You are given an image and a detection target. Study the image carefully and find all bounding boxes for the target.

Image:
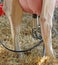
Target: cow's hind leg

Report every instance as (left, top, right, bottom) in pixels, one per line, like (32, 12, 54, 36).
(11, 0, 23, 52)
(39, 0, 56, 59)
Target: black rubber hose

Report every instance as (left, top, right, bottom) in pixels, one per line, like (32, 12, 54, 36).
(0, 39, 43, 53)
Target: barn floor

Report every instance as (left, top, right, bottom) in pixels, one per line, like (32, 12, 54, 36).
(0, 10, 58, 65)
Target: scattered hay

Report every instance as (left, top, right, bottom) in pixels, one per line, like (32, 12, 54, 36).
(0, 13, 58, 65)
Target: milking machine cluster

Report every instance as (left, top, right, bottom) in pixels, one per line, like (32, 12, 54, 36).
(32, 14, 58, 39)
(0, 11, 58, 56)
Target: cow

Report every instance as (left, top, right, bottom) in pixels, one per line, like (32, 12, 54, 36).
(3, 0, 57, 59)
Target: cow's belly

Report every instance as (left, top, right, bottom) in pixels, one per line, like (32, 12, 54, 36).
(19, 0, 43, 15)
